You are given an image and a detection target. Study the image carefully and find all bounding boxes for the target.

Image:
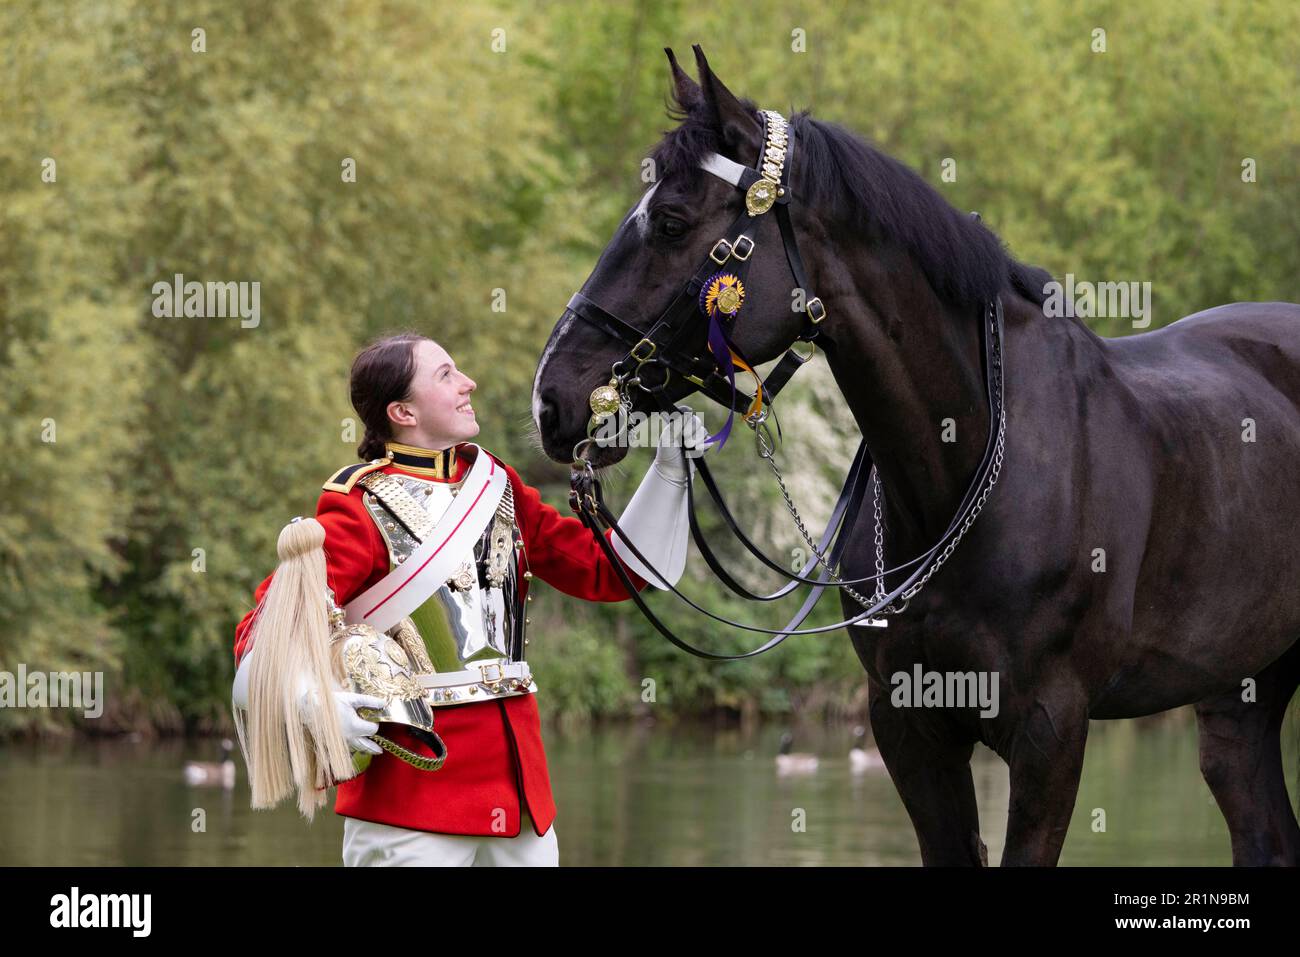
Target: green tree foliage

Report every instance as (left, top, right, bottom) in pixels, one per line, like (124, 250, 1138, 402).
(0, 2, 150, 733)
(1, 0, 1296, 733)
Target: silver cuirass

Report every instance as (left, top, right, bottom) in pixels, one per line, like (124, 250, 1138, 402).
(359, 470, 529, 685)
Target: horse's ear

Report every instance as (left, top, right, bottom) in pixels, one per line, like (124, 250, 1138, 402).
(692, 45, 762, 160)
(664, 47, 701, 113)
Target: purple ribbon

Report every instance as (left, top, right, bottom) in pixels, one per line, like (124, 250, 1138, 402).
(703, 310, 739, 450)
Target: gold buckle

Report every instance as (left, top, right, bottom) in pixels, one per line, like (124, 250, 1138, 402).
(731, 234, 755, 261)
(709, 239, 733, 264)
(805, 297, 827, 324)
(480, 663, 504, 692)
(630, 338, 656, 362)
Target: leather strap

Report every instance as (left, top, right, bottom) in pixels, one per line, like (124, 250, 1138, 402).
(570, 298, 1006, 658)
(567, 119, 821, 425)
(563, 108, 1009, 657)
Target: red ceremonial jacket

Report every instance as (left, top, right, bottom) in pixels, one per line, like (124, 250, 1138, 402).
(234, 443, 646, 837)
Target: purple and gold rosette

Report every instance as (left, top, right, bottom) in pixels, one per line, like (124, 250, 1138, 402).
(700, 272, 745, 321)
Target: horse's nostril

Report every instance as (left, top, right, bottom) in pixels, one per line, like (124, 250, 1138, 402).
(537, 396, 558, 435)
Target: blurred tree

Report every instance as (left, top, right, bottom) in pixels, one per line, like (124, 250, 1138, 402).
(0, 0, 1296, 733)
(0, 0, 150, 733)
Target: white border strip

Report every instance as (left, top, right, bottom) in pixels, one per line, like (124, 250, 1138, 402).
(344, 445, 506, 633)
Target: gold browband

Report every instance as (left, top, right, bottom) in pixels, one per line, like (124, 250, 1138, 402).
(744, 109, 789, 216)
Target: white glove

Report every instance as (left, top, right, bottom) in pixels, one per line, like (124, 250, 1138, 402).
(612, 406, 714, 588)
(299, 684, 386, 756)
(651, 406, 715, 484)
(232, 648, 385, 755)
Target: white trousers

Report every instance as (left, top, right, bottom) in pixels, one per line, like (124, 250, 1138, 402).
(341, 813, 559, 867)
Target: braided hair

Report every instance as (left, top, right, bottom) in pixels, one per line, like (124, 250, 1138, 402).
(349, 332, 431, 461)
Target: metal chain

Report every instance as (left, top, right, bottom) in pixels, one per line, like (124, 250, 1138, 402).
(755, 424, 883, 614)
(842, 299, 1006, 614)
(751, 397, 1006, 617)
(675, 297, 1005, 620)
(372, 732, 446, 772)
(881, 406, 1007, 607)
(870, 468, 901, 613)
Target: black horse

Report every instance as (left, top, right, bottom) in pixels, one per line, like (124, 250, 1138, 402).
(532, 47, 1300, 865)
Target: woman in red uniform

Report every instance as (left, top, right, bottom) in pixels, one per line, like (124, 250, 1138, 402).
(232, 332, 700, 865)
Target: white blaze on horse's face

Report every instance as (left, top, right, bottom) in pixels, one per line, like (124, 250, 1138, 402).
(626, 180, 661, 239)
(531, 311, 571, 434)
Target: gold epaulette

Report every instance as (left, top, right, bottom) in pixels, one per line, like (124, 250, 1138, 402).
(323, 458, 392, 494)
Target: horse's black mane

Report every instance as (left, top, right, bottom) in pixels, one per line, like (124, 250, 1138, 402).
(651, 96, 1052, 310)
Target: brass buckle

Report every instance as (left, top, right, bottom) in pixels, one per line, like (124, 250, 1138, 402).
(709, 238, 733, 265)
(805, 297, 827, 324)
(480, 662, 504, 693)
(731, 234, 755, 261)
(630, 338, 657, 362)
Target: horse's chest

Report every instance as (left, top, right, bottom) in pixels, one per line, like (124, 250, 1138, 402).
(854, 610, 995, 686)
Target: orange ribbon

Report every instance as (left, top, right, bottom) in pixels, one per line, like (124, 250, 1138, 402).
(729, 350, 765, 419)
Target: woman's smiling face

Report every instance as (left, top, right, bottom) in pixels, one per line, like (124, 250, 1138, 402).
(387, 339, 479, 448)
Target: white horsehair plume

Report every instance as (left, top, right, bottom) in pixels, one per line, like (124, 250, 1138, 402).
(238, 517, 355, 818)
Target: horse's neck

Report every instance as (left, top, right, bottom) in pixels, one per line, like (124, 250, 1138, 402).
(821, 280, 1023, 548)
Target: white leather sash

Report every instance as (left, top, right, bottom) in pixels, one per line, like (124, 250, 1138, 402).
(344, 444, 506, 633)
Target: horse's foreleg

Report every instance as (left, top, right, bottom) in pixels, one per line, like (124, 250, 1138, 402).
(1000, 682, 1089, 866)
(868, 677, 986, 866)
(1195, 640, 1300, 866)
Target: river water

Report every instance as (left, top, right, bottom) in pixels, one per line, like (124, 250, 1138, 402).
(2, 713, 1289, 866)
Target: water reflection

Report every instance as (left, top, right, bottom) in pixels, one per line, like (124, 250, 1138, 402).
(0, 712, 1274, 866)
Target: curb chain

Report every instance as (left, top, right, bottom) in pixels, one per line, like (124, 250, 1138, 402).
(757, 427, 885, 616)
(752, 299, 1006, 619)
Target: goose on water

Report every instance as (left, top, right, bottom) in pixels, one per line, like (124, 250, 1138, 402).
(184, 738, 237, 789)
(776, 731, 819, 775)
(849, 725, 885, 772)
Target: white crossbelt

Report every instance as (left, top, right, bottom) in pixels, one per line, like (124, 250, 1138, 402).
(344, 444, 506, 634)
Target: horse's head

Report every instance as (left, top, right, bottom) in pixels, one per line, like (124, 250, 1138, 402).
(532, 46, 822, 466)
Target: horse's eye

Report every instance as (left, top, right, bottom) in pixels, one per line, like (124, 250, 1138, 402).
(656, 217, 689, 240)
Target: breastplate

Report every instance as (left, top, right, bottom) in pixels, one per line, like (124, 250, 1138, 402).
(361, 472, 526, 672)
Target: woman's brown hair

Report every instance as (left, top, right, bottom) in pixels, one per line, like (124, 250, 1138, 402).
(350, 332, 431, 461)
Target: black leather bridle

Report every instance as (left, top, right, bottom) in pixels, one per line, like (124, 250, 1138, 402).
(563, 109, 1008, 659)
(565, 110, 825, 442)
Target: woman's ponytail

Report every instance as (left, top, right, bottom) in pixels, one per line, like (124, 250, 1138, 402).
(349, 331, 429, 463)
